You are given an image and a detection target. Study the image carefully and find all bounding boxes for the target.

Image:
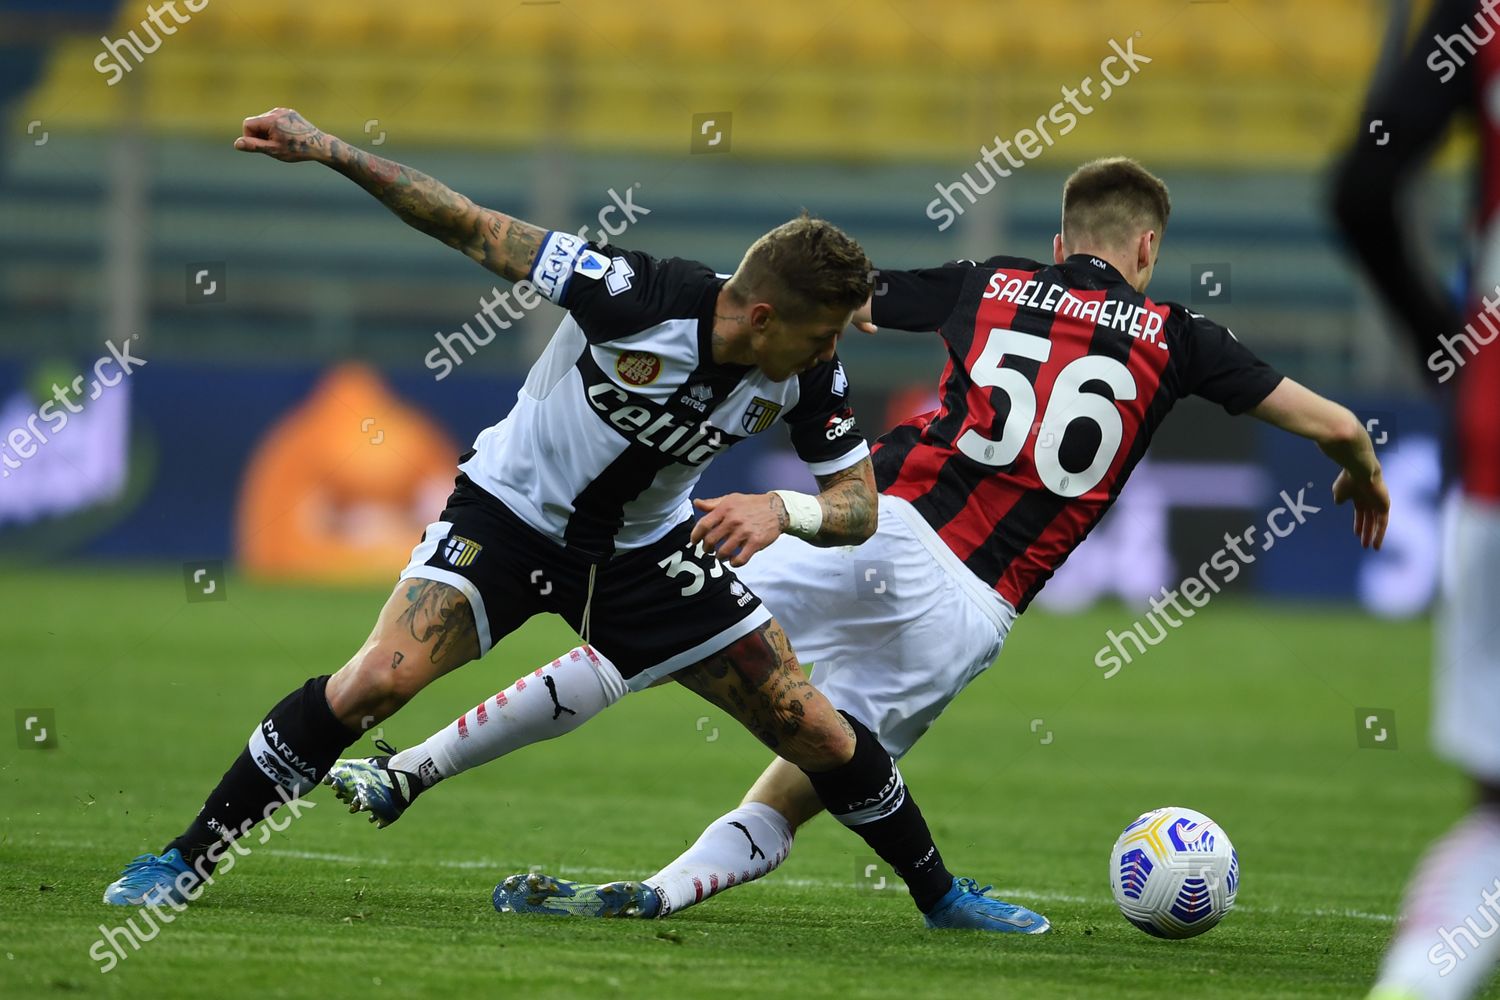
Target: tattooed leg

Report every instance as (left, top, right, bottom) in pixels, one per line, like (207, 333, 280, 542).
(675, 620, 855, 771)
(325, 579, 481, 729)
(149, 580, 481, 878)
(394, 579, 480, 666)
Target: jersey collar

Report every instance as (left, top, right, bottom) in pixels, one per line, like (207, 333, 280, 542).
(1063, 253, 1130, 287)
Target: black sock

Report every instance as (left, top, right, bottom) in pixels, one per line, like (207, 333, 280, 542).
(166, 675, 359, 873)
(802, 711, 954, 912)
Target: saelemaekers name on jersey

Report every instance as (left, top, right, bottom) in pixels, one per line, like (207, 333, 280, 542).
(985, 270, 1167, 351)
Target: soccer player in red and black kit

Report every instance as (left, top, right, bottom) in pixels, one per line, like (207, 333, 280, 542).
(1333, 2, 1500, 997)
(327, 156, 1390, 924)
(102, 107, 1050, 936)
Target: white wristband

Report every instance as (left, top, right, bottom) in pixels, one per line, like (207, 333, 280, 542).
(772, 489, 824, 540)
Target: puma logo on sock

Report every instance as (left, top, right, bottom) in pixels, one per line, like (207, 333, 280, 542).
(729, 820, 765, 861)
(543, 675, 576, 721)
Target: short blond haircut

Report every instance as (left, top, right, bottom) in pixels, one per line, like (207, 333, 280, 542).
(726, 214, 872, 317)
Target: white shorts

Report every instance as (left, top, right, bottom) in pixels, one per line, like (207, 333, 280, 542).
(1434, 494, 1500, 783)
(737, 494, 1017, 759)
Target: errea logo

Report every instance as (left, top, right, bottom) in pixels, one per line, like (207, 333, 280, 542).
(730, 579, 753, 607)
(679, 383, 714, 413)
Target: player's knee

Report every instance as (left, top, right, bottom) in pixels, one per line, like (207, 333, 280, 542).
(777, 709, 855, 772)
(752, 671, 855, 770)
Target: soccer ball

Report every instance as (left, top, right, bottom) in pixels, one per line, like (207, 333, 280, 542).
(1109, 806, 1238, 939)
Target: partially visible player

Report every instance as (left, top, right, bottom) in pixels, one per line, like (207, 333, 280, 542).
(1332, 3, 1500, 998)
(328, 157, 1390, 921)
(101, 107, 1047, 935)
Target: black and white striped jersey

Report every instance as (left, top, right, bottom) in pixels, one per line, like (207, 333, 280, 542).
(459, 231, 869, 558)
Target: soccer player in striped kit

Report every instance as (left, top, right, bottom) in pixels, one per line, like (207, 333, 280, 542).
(103, 107, 1047, 934)
(331, 157, 1390, 922)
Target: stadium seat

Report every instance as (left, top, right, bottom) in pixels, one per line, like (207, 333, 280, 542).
(16, 0, 1385, 171)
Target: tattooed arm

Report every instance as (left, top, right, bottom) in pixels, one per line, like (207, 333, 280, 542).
(804, 456, 877, 547)
(233, 107, 544, 282)
(692, 456, 877, 567)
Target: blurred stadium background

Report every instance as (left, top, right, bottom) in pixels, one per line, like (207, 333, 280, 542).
(0, 0, 1453, 613)
(0, 2, 1477, 996)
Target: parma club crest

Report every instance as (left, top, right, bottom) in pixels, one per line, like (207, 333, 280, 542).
(741, 397, 782, 434)
(442, 535, 483, 568)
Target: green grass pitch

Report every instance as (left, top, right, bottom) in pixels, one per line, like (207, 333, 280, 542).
(0, 566, 1485, 998)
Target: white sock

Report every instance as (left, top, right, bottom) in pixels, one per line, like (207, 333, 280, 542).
(389, 645, 628, 785)
(1373, 806, 1500, 999)
(643, 803, 794, 917)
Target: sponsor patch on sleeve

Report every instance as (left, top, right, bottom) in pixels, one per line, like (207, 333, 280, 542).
(824, 406, 857, 440)
(529, 231, 589, 304)
(574, 249, 611, 279)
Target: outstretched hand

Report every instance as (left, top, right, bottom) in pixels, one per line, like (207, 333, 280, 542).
(690, 494, 786, 567)
(1332, 468, 1389, 550)
(233, 107, 329, 163)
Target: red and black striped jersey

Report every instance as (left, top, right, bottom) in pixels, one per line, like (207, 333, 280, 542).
(871, 253, 1283, 611)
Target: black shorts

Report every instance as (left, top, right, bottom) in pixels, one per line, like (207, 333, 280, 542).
(400, 475, 771, 689)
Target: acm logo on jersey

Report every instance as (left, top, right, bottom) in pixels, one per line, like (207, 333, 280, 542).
(742, 397, 782, 434)
(442, 535, 483, 568)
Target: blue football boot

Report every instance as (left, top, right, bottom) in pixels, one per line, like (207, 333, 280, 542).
(103, 849, 198, 907)
(923, 877, 1051, 933)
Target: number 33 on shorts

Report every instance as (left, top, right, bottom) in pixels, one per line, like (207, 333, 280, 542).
(658, 540, 726, 597)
